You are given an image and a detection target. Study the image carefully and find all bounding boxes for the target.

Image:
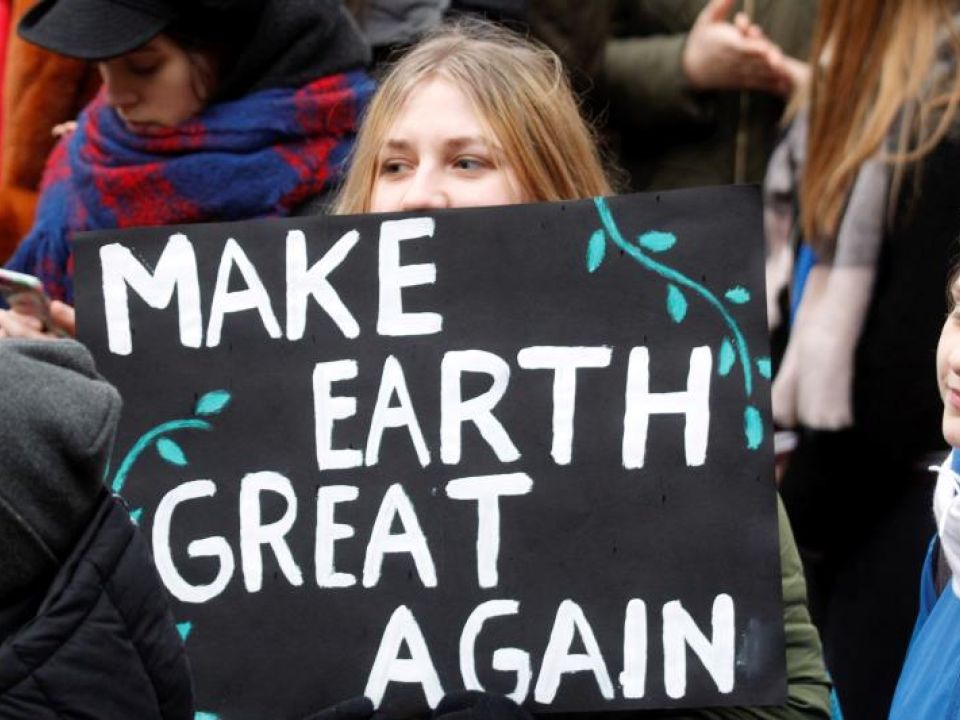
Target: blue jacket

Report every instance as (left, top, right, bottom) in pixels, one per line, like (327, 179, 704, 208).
(889, 537, 960, 719)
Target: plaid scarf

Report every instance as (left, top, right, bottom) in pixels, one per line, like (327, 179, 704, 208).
(6, 70, 375, 303)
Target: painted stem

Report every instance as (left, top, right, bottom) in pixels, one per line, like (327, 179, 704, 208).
(593, 197, 754, 397)
(111, 419, 213, 494)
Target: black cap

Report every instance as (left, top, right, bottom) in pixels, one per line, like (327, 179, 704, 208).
(18, 0, 177, 60)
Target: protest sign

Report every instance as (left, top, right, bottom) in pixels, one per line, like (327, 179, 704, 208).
(74, 187, 783, 719)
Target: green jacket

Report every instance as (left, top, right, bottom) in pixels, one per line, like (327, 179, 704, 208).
(529, 0, 817, 191)
(607, 0, 816, 190)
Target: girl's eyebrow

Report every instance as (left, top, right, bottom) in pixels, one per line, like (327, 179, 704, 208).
(444, 136, 491, 149)
(382, 139, 413, 152)
(382, 136, 494, 151)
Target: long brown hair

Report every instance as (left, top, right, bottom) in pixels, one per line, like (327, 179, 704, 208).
(799, 0, 960, 250)
(334, 19, 613, 214)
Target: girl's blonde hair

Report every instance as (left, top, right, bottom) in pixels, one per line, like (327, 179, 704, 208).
(797, 0, 960, 249)
(334, 19, 613, 214)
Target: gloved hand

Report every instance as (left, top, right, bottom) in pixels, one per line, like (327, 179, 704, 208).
(302, 696, 375, 720)
(433, 691, 532, 720)
(301, 692, 530, 720)
(933, 454, 960, 597)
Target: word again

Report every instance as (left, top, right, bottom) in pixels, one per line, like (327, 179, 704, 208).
(365, 595, 736, 707)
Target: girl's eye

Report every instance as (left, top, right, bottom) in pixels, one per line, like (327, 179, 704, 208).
(128, 62, 160, 76)
(454, 157, 487, 171)
(379, 160, 411, 176)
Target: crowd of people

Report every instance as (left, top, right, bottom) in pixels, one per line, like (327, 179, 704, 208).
(0, 0, 959, 718)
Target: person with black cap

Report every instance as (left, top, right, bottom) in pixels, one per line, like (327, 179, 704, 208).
(0, 0, 375, 336)
(0, 338, 194, 717)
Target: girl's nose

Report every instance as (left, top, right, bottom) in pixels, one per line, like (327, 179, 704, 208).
(400, 168, 450, 212)
(105, 85, 137, 110)
(99, 65, 137, 110)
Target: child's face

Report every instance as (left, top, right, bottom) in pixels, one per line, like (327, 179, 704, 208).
(369, 77, 523, 213)
(937, 275, 960, 446)
(98, 34, 206, 131)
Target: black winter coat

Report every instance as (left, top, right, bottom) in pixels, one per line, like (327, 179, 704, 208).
(0, 492, 194, 718)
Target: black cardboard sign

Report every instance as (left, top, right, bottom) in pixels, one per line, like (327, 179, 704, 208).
(74, 188, 784, 719)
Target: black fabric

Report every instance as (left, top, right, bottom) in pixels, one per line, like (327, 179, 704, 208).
(215, 0, 371, 101)
(449, 0, 527, 23)
(0, 582, 47, 644)
(852, 131, 960, 459)
(0, 491, 194, 719)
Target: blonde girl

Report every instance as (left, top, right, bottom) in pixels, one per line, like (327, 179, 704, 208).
(336, 20, 831, 719)
(334, 19, 611, 215)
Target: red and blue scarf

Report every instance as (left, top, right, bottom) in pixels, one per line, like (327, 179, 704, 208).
(6, 70, 374, 303)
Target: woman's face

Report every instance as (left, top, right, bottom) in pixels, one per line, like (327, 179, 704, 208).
(98, 34, 208, 131)
(937, 275, 960, 446)
(369, 77, 523, 213)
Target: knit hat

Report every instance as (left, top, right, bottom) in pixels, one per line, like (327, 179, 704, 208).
(0, 340, 121, 601)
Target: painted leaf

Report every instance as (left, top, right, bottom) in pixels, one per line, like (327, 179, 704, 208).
(195, 389, 231, 416)
(756, 357, 772, 379)
(637, 231, 677, 253)
(725, 286, 751, 304)
(156, 437, 188, 466)
(129, 508, 143, 525)
(718, 338, 736, 376)
(744, 405, 763, 450)
(177, 622, 193, 641)
(587, 229, 606, 273)
(666, 284, 687, 323)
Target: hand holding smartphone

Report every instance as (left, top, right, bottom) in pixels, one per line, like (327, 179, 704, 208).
(0, 268, 55, 332)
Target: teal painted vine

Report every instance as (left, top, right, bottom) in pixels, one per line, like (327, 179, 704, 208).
(110, 390, 231, 720)
(110, 389, 231, 496)
(587, 196, 770, 450)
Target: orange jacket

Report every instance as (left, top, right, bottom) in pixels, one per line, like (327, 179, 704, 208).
(0, 0, 98, 263)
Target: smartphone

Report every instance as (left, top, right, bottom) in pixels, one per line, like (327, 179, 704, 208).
(0, 268, 53, 329)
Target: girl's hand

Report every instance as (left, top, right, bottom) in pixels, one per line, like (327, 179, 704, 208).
(52, 121, 78, 138)
(0, 301, 77, 339)
(682, 0, 787, 95)
(50, 300, 77, 337)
